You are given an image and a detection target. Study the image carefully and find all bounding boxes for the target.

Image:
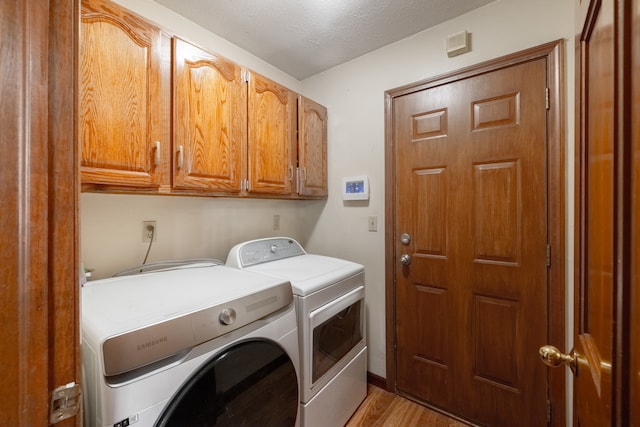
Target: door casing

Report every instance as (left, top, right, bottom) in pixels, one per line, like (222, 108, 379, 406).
(384, 40, 566, 426)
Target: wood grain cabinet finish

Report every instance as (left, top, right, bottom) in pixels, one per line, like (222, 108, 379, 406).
(298, 96, 328, 197)
(79, 0, 327, 199)
(172, 38, 246, 193)
(247, 72, 297, 196)
(80, 0, 171, 188)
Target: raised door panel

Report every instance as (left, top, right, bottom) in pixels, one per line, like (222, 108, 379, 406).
(80, 0, 170, 188)
(298, 96, 328, 197)
(247, 72, 296, 195)
(173, 38, 246, 192)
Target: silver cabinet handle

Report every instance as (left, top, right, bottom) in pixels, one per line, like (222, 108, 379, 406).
(177, 145, 184, 169)
(400, 254, 411, 265)
(153, 141, 161, 166)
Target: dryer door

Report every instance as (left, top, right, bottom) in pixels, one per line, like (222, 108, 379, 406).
(155, 340, 298, 427)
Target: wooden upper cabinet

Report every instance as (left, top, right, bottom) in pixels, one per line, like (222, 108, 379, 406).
(80, 0, 170, 188)
(79, 0, 327, 199)
(247, 72, 297, 195)
(298, 96, 328, 197)
(173, 38, 246, 192)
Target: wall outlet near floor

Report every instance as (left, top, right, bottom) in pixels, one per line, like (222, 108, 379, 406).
(272, 215, 280, 231)
(142, 221, 157, 242)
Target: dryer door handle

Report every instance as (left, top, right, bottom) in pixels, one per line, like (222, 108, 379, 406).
(309, 286, 364, 328)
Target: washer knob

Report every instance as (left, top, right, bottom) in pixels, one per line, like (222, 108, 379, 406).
(219, 308, 237, 325)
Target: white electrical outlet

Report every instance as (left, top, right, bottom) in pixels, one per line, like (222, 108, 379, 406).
(273, 215, 280, 231)
(368, 216, 378, 232)
(142, 221, 157, 242)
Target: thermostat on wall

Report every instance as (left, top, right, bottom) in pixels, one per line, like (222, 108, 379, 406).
(342, 175, 369, 200)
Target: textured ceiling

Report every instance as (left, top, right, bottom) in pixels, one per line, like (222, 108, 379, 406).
(154, 0, 495, 80)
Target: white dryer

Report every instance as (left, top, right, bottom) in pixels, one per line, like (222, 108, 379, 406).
(226, 238, 367, 427)
(82, 262, 300, 427)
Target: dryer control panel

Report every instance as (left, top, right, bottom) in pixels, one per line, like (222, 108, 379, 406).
(229, 237, 306, 268)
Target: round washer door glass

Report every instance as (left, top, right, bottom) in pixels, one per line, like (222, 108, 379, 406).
(155, 340, 298, 427)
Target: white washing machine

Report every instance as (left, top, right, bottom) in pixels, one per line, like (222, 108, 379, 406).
(226, 238, 367, 427)
(82, 262, 300, 427)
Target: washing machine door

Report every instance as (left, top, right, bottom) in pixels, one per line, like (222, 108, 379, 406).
(155, 340, 298, 427)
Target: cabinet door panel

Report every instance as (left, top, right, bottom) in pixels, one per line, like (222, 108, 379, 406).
(248, 73, 296, 195)
(298, 96, 328, 197)
(80, 0, 170, 187)
(173, 38, 246, 192)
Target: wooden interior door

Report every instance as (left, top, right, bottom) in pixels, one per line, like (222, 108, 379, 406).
(632, 1, 640, 425)
(390, 49, 557, 425)
(571, 0, 637, 425)
(1, 0, 80, 424)
(173, 37, 246, 193)
(574, 0, 614, 424)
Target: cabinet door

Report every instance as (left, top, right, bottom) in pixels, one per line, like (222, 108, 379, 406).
(247, 72, 297, 195)
(80, 0, 170, 188)
(298, 96, 328, 197)
(173, 38, 246, 192)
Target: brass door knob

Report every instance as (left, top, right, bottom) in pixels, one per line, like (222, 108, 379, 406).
(539, 345, 577, 375)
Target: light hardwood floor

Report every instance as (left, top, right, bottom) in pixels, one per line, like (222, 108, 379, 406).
(345, 385, 470, 427)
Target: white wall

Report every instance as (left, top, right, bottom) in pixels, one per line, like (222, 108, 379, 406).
(299, 0, 575, 406)
(81, 194, 322, 277)
(82, 0, 575, 421)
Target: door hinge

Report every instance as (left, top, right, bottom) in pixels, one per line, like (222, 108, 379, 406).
(545, 87, 550, 110)
(242, 178, 250, 191)
(546, 244, 551, 267)
(50, 382, 81, 424)
(547, 399, 552, 424)
(243, 70, 250, 83)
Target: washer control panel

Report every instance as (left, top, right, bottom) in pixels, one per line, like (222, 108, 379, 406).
(237, 238, 305, 267)
(101, 281, 292, 377)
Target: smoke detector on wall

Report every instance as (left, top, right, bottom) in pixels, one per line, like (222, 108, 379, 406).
(446, 30, 471, 57)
